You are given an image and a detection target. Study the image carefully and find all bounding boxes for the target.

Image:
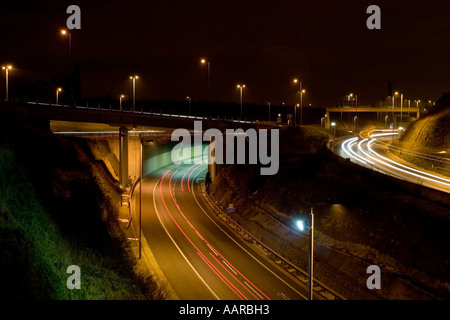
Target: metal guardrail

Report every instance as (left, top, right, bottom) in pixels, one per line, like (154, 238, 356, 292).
(202, 189, 346, 300)
(25, 101, 254, 124)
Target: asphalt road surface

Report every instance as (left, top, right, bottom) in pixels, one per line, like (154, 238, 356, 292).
(133, 162, 315, 300)
(332, 129, 450, 194)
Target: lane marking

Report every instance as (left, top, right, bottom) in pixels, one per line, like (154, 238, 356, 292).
(152, 171, 220, 300)
(190, 167, 307, 300)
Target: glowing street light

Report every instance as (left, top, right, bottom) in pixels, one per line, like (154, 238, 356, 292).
(120, 94, 125, 111)
(296, 207, 314, 300)
(186, 96, 192, 115)
(200, 58, 211, 108)
(293, 79, 305, 125)
(56, 88, 62, 105)
(395, 91, 404, 126)
(60, 29, 72, 72)
(237, 84, 246, 119)
(130, 76, 139, 112)
(2, 65, 12, 101)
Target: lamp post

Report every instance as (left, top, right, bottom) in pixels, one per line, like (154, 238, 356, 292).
(186, 96, 192, 115)
(296, 207, 314, 300)
(2, 65, 12, 101)
(60, 29, 72, 104)
(60, 29, 72, 69)
(237, 84, 245, 119)
(201, 58, 211, 112)
(139, 140, 143, 259)
(56, 88, 62, 105)
(130, 76, 138, 112)
(415, 100, 420, 115)
(293, 79, 304, 125)
(267, 101, 271, 122)
(331, 122, 336, 135)
(120, 95, 125, 111)
(399, 92, 404, 126)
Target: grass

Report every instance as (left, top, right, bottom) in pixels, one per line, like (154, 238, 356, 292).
(0, 119, 164, 300)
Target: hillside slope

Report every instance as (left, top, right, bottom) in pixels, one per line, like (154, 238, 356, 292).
(0, 118, 164, 299)
(401, 94, 450, 153)
(208, 126, 450, 300)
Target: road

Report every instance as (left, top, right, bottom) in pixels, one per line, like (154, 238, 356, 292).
(133, 161, 315, 300)
(332, 129, 450, 194)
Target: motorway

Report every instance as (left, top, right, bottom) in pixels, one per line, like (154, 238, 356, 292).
(331, 129, 450, 194)
(133, 162, 314, 300)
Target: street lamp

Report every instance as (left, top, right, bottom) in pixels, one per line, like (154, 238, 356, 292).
(348, 92, 358, 117)
(201, 58, 211, 109)
(130, 76, 139, 112)
(2, 65, 12, 101)
(60, 29, 72, 70)
(331, 122, 336, 135)
(293, 79, 304, 125)
(296, 207, 314, 300)
(348, 93, 353, 107)
(396, 92, 404, 126)
(237, 84, 246, 119)
(120, 94, 125, 111)
(186, 96, 192, 115)
(56, 88, 62, 105)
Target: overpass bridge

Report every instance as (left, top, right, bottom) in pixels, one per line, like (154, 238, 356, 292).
(324, 106, 420, 128)
(0, 100, 261, 190)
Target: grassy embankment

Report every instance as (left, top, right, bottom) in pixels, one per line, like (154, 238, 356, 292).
(208, 125, 450, 299)
(0, 118, 165, 299)
(393, 96, 450, 177)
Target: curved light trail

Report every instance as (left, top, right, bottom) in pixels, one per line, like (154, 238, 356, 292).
(335, 129, 450, 193)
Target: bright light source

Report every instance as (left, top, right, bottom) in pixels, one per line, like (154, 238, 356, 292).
(60, 29, 67, 35)
(57, 88, 62, 92)
(293, 79, 298, 83)
(201, 58, 206, 64)
(331, 122, 336, 127)
(297, 220, 305, 231)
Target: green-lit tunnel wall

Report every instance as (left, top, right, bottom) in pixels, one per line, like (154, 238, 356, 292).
(142, 142, 208, 177)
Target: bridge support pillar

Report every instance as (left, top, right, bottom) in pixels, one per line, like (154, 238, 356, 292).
(119, 127, 130, 190)
(208, 136, 217, 182)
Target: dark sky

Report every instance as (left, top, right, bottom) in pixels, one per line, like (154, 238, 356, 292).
(1, 0, 450, 107)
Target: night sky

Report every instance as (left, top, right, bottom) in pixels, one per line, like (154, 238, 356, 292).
(1, 0, 450, 107)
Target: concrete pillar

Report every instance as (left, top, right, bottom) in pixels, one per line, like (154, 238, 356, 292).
(119, 127, 130, 189)
(208, 136, 217, 182)
(325, 110, 330, 128)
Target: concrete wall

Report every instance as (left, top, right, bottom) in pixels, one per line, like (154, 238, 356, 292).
(106, 137, 207, 183)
